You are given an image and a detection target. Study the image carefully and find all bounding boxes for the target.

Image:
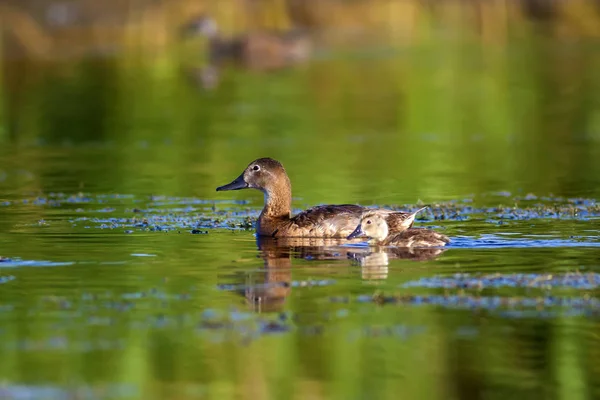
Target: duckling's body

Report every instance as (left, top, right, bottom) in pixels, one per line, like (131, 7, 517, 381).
(348, 211, 450, 247)
(216, 158, 425, 238)
(379, 228, 450, 247)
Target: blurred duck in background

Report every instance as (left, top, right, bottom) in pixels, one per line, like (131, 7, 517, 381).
(180, 14, 312, 88)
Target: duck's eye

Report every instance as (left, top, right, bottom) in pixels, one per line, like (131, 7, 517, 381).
(252, 165, 260, 171)
(366, 220, 371, 225)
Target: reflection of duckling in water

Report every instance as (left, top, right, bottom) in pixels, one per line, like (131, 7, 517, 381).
(180, 15, 312, 88)
(347, 211, 450, 247)
(348, 246, 449, 279)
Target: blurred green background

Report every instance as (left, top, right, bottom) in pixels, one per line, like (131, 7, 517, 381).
(2, 0, 600, 203)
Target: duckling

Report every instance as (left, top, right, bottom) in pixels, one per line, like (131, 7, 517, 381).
(181, 15, 312, 72)
(347, 211, 450, 247)
(216, 157, 425, 238)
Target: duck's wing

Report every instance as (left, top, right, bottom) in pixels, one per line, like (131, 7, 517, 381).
(277, 204, 366, 238)
(386, 228, 450, 248)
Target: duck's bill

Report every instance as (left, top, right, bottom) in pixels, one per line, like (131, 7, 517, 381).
(346, 225, 364, 240)
(216, 174, 248, 191)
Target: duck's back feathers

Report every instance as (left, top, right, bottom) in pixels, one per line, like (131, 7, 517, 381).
(273, 204, 364, 238)
(269, 206, 425, 238)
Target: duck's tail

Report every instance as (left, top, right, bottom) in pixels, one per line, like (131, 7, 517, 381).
(412, 206, 429, 217)
(402, 206, 429, 229)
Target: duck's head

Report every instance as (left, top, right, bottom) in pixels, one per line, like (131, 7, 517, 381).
(347, 211, 389, 242)
(181, 15, 218, 38)
(216, 158, 290, 195)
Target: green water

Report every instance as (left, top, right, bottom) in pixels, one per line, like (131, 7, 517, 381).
(1, 32, 600, 399)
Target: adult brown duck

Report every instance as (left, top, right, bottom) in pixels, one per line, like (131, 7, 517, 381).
(216, 158, 427, 238)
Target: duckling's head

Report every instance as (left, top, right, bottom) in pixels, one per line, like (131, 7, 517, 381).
(347, 212, 389, 242)
(216, 158, 290, 196)
(181, 15, 218, 38)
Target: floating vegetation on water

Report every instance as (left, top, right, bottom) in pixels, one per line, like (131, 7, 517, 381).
(3, 338, 128, 353)
(1, 192, 599, 236)
(217, 279, 337, 292)
(449, 234, 600, 248)
(347, 324, 427, 341)
(330, 293, 600, 318)
(197, 309, 293, 344)
(402, 273, 600, 290)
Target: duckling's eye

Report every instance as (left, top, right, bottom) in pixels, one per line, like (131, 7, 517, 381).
(366, 220, 372, 225)
(253, 165, 260, 171)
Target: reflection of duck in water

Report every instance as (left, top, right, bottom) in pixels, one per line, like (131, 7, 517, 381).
(180, 15, 312, 88)
(244, 239, 293, 312)
(238, 236, 446, 311)
(216, 158, 427, 238)
(348, 211, 450, 247)
(246, 236, 377, 311)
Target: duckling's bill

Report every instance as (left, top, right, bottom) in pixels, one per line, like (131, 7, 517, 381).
(347, 224, 365, 240)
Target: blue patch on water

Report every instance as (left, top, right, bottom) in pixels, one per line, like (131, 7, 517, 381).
(0, 275, 16, 284)
(341, 242, 370, 248)
(0, 384, 138, 400)
(0, 258, 74, 268)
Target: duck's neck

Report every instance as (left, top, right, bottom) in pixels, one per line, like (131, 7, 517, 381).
(374, 226, 389, 243)
(260, 180, 292, 220)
